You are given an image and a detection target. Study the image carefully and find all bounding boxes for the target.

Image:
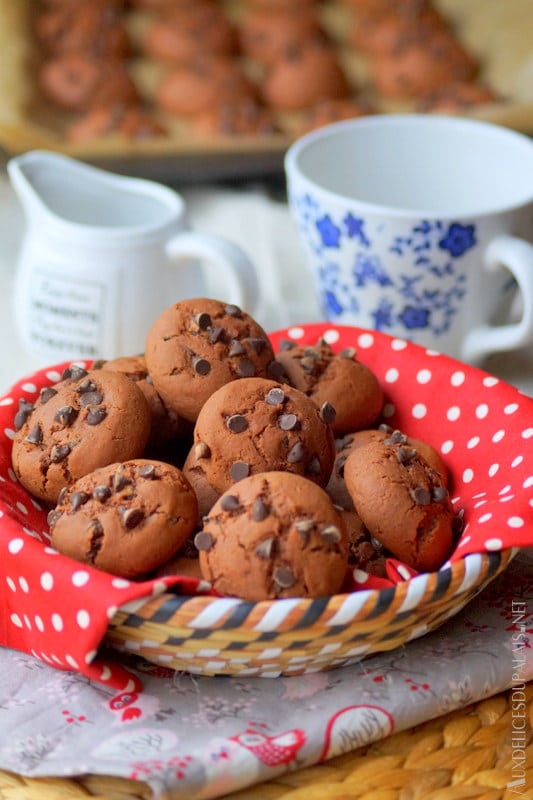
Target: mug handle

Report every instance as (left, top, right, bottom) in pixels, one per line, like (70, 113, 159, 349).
(165, 231, 260, 313)
(462, 235, 533, 365)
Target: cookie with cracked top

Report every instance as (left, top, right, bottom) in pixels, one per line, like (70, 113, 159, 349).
(49, 459, 198, 578)
(183, 376, 336, 496)
(145, 298, 278, 423)
(11, 367, 151, 504)
(197, 471, 349, 600)
(343, 435, 454, 572)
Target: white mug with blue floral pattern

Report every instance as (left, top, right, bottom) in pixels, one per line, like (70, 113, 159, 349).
(285, 114, 533, 365)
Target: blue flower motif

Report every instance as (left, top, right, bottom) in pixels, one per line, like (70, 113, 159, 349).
(439, 223, 476, 257)
(316, 215, 341, 248)
(343, 213, 370, 247)
(371, 300, 394, 330)
(398, 306, 431, 330)
(323, 290, 343, 316)
(353, 253, 393, 288)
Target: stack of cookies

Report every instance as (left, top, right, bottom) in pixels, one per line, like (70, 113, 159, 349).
(11, 297, 459, 601)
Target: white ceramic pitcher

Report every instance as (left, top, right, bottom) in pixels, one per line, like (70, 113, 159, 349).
(8, 151, 260, 361)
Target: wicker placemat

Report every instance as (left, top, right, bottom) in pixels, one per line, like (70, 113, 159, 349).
(1, 682, 530, 800)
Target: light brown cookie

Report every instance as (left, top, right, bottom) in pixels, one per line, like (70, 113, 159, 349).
(297, 98, 373, 135)
(67, 104, 166, 143)
(145, 298, 278, 423)
(238, 9, 324, 66)
(184, 377, 336, 495)
(156, 59, 255, 117)
(39, 55, 139, 112)
(142, 5, 236, 65)
(35, 2, 131, 58)
(11, 366, 151, 504)
(343, 436, 454, 572)
(275, 340, 383, 435)
(49, 459, 198, 578)
(196, 471, 349, 600)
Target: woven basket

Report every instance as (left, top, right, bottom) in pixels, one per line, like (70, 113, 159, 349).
(105, 548, 514, 677)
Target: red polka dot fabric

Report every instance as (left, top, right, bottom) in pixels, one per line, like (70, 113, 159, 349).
(0, 325, 531, 685)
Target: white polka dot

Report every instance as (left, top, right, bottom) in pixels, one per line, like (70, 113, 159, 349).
(467, 437, 480, 449)
(396, 565, 412, 580)
(287, 326, 304, 340)
(8, 468, 17, 482)
(65, 655, 79, 669)
(523, 477, 533, 489)
(391, 338, 408, 351)
(85, 650, 97, 664)
(100, 665, 112, 681)
(10, 614, 22, 628)
(457, 535, 471, 548)
(425, 349, 441, 357)
(30, 498, 42, 511)
(111, 578, 130, 589)
(72, 570, 90, 587)
(51, 613, 63, 631)
(447, 406, 461, 421)
(0, 397, 14, 407)
(77, 610, 90, 629)
(382, 403, 395, 418)
(18, 577, 29, 593)
(504, 403, 519, 415)
(322, 329, 339, 344)
(488, 464, 499, 477)
(6, 576, 16, 592)
(8, 538, 24, 554)
(478, 513, 493, 523)
(45, 370, 62, 382)
(492, 430, 505, 443)
(475, 404, 489, 419)
(511, 456, 523, 468)
(472, 492, 486, 498)
(385, 368, 399, 383)
(500, 495, 515, 503)
(416, 369, 432, 384)
(107, 606, 118, 619)
(34, 615, 44, 632)
(151, 581, 168, 596)
(521, 428, 533, 440)
(15, 502, 28, 515)
(40, 572, 54, 591)
(473, 500, 487, 508)
(441, 440, 454, 454)
(24, 615, 32, 630)
(507, 517, 524, 529)
(357, 333, 374, 348)
(499, 485, 512, 495)
(483, 376, 499, 387)
(484, 537, 502, 550)
(462, 468, 474, 483)
(352, 569, 369, 583)
(412, 403, 427, 419)
(451, 371, 465, 387)
(4, 429, 15, 441)
(21, 382, 37, 393)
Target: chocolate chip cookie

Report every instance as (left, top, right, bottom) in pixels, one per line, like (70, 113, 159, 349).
(275, 339, 383, 435)
(343, 435, 454, 572)
(49, 459, 198, 578)
(196, 471, 349, 600)
(183, 377, 336, 496)
(11, 366, 151, 504)
(145, 298, 278, 423)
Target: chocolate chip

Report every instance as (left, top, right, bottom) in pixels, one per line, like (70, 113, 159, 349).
(25, 424, 43, 445)
(54, 405, 77, 426)
(93, 485, 111, 502)
(40, 387, 58, 404)
(252, 497, 269, 521)
(385, 429, 408, 445)
(378, 424, 393, 434)
(315, 337, 330, 348)
(410, 486, 431, 505)
(256, 537, 275, 559)
(287, 442, 305, 463)
(47, 509, 61, 528)
(273, 566, 295, 588)
(194, 441, 211, 460)
(122, 507, 144, 529)
(246, 338, 266, 354)
(335, 435, 353, 451)
(87, 518, 104, 561)
(300, 356, 317, 373)
(279, 413, 298, 431)
(397, 446, 417, 465)
(71, 491, 89, 511)
(138, 464, 156, 479)
(236, 359, 256, 378)
(228, 340, 246, 356)
(321, 524, 342, 543)
(194, 531, 214, 551)
(295, 519, 313, 534)
(306, 456, 321, 475)
(86, 407, 107, 426)
(224, 304, 242, 317)
(14, 400, 34, 430)
(279, 339, 297, 351)
(193, 357, 211, 376)
(267, 361, 286, 381)
(209, 326, 224, 344)
(336, 455, 347, 477)
(79, 391, 103, 407)
(227, 414, 248, 433)
(432, 486, 449, 503)
(63, 366, 87, 381)
(266, 387, 285, 405)
(230, 461, 250, 481)
(220, 494, 241, 512)
(57, 487, 68, 504)
(113, 473, 131, 492)
(76, 378, 96, 394)
(339, 347, 357, 359)
(50, 443, 70, 463)
(319, 402, 336, 425)
(194, 312, 212, 330)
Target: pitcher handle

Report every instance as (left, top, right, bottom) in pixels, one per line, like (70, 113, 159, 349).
(462, 235, 533, 365)
(165, 231, 259, 314)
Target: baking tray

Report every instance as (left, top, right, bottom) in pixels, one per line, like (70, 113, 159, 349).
(0, 0, 532, 183)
